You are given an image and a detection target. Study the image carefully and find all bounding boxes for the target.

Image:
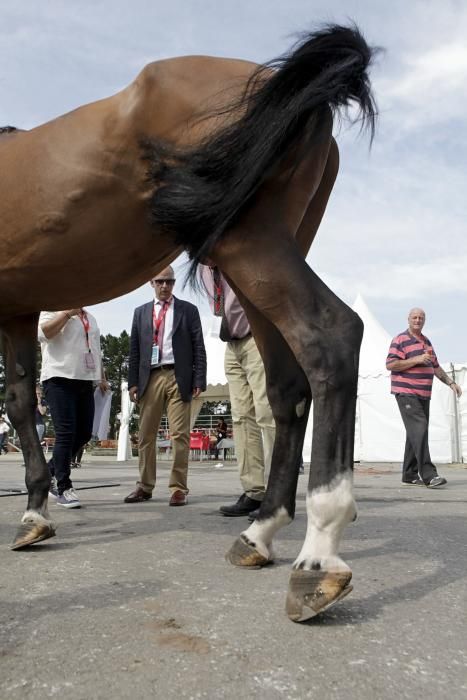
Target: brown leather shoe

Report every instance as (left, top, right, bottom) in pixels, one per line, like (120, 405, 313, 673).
(169, 489, 187, 506)
(124, 488, 152, 503)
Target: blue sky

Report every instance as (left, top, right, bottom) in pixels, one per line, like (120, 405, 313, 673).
(1, 0, 466, 360)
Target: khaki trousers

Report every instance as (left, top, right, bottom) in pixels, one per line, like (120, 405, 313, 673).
(137, 368, 190, 494)
(224, 336, 275, 501)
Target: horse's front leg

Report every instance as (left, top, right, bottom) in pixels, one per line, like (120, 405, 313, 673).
(1, 314, 56, 549)
(225, 306, 311, 568)
(218, 238, 361, 621)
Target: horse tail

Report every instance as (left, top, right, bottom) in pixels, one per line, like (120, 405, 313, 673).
(144, 23, 379, 276)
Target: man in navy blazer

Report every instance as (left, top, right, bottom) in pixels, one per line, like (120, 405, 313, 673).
(124, 265, 206, 506)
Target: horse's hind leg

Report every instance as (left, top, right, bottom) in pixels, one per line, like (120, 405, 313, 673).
(222, 138, 340, 570)
(224, 300, 311, 568)
(1, 314, 55, 549)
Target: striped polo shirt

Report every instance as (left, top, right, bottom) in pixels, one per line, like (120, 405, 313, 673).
(386, 329, 439, 399)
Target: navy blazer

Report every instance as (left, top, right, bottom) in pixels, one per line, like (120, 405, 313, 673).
(128, 296, 207, 402)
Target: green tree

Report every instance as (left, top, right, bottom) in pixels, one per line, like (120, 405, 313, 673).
(100, 331, 130, 438)
(198, 400, 231, 416)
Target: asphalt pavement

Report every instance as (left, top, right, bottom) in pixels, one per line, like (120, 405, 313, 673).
(0, 453, 466, 700)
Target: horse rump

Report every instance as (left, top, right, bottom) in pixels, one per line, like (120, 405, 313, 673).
(142, 23, 379, 276)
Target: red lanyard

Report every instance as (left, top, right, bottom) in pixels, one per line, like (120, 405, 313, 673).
(153, 300, 170, 343)
(211, 267, 224, 316)
(78, 310, 91, 350)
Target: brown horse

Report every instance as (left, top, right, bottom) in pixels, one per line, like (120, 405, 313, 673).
(0, 24, 377, 621)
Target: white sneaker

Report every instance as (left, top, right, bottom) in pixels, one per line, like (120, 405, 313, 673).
(56, 487, 81, 508)
(427, 476, 447, 488)
(214, 462, 223, 469)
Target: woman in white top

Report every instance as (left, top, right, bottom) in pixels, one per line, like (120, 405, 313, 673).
(38, 309, 109, 508)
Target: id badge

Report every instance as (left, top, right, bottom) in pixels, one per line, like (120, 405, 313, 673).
(151, 344, 160, 366)
(84, 351, 96, 371)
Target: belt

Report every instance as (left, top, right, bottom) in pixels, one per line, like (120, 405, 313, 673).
(230, 332, 252, 342)
(151, 363, 175, 371)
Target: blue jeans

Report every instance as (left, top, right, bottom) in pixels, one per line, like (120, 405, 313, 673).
(43, 378, 94, 494)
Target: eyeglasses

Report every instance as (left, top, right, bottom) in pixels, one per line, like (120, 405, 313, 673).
(152, 279, 175, 286)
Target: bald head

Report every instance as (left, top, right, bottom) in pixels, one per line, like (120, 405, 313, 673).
(408, 308, 425, 336)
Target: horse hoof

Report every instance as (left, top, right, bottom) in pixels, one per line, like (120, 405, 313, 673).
(286, 569, 353, 622)
(10, 522, 56, 550)
(226, 535, 271, 568)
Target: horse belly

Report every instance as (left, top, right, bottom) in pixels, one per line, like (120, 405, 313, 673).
(0, 136, 174, 316)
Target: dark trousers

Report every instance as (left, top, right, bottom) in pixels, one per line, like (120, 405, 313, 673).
(0, 433, 8, 454)
(395, 394, 438, 484)
(72, 446, 85, 464)
(43, 378, 94, 494)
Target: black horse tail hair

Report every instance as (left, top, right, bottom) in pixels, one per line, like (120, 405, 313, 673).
(143, 23, 379, 282)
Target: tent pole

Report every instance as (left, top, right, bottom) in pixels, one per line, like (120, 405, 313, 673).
(450, 363, 461, 463)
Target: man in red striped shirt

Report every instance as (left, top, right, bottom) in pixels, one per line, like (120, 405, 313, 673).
(386, 308, 462, 488)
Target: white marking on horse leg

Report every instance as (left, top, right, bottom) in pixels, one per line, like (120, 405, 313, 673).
(242, 506, 291, 559)
(294, 472, 356, 571)
(21, 509, 55, 529)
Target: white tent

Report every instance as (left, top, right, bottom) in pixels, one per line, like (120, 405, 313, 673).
(456, 365, 467, 460)
(190, 316, 230, 421)
(117, 381, 134, 461)
(200, 316, 229, 400)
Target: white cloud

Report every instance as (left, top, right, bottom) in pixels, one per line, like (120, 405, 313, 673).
(390, 44, 467, 99)
(378, 45, 467, 132)
(1, 0, 467, 360)
(326, 256, 467, 302)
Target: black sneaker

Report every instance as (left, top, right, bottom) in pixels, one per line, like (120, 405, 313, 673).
(427, 476, 447, 488)
(402, 478, 424, 486)
(219, 493, 262, 517)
